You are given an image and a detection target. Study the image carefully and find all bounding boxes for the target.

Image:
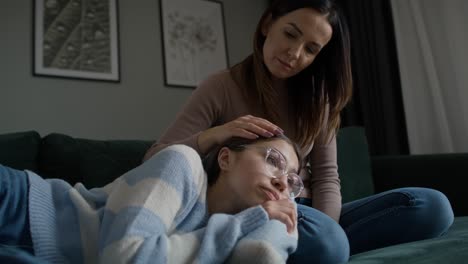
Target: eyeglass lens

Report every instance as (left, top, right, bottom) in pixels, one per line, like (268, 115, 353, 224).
(265, 149, 303, 197)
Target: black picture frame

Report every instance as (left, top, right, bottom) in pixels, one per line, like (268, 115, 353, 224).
(33, 0, 120, 82)
(159, 0, 229, 88)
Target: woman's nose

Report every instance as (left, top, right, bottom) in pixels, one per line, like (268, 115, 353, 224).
(287, 44, 302, 59)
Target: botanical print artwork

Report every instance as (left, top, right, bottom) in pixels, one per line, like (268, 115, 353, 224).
(161, 0, 228, 87)
(42, 0, 111, 73)
(167, 11, 217, 83)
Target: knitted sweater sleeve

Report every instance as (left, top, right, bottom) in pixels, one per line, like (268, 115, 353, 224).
(98, 145, 271, 264)
(227, 214, 299, 263)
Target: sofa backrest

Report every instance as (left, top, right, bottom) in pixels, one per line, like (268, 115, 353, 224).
(0, 128, 376, 203)
(336, 126, 375, 203)
(38, 133, 153, 188)
(42, 128, 375, 202)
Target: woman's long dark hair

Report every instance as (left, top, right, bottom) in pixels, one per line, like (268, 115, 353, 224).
(203, 135, 303, 186)
(230, 0, 352, 147)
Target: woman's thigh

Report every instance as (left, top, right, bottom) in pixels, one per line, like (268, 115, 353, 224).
(340, 187, 454, 255)
(0, 165, 33, 253)
(288, 202, 349, 264)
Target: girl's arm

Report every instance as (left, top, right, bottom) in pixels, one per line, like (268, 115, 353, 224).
(100, 145, 285, 263)
(227, 211, 298, 263)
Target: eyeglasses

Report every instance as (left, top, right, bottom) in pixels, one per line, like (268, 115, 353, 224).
(240, 145, 304, 198)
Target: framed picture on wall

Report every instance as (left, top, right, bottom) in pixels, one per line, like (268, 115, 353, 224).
(160, 0, 229, 88)
(34, 0, 120, 82)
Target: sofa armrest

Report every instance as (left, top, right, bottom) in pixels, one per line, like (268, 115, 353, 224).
(0, 131, 41, 172)
(371, 153, 468, 216)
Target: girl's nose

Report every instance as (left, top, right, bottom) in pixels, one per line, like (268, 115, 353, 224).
(272, 175, 288, 193)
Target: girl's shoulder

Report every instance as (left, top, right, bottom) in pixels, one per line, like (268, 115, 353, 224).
(145, 144, 205, 184)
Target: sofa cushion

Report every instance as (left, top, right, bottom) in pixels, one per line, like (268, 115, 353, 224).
(0, 131, 41, 172)
(39, 133, 153, 188)
(349, 216, 468, 263)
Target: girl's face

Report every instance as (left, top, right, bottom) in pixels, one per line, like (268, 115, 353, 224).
(218, 139, 300, 210)
(262, 8, 333, 80)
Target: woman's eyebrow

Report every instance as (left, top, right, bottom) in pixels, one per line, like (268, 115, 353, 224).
(287, 22, 323, 50)
(288, 22, 303, 35)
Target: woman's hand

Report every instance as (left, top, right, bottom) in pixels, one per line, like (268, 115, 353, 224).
(261, 199, 297, 234)
(198, 115, 283, 154)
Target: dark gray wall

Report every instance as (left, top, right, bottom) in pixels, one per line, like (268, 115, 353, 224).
(0, 0, 268, 140)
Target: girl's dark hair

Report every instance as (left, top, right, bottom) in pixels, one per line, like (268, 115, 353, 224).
(203, 135, 303, 186)
(230, 0, 352, 147)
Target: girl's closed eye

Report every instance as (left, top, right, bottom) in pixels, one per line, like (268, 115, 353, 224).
(266, 154, 279, 170)
(266, 150, 287, 171)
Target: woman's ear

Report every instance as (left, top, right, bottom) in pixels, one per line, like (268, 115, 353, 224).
(217, 147, 231, 171)
(261, 13, 273, 36)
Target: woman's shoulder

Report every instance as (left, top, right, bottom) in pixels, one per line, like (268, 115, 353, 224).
(198, 69, 238, 90)
(206, 69, 231, 79)
(193, 69, 242, 103)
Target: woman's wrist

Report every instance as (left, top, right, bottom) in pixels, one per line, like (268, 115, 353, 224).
(198, 127, 220, 154)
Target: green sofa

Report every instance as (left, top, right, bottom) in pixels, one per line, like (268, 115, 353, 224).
(0, 127, 467, 263)
(335, 127, 468, 263)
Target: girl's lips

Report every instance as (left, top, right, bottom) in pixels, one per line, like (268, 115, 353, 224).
(261, 187, 280, 201)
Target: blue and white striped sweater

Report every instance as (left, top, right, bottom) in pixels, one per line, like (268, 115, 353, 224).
(27, 145, 297, 263)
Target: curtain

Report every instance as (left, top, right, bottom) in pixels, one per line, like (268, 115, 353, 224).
(338, 0, 409, 155)
(391, 0, 468, 154)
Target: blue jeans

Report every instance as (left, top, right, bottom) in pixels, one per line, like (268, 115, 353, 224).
(0, 165, 33, 254)
(288, 187, 454, 263)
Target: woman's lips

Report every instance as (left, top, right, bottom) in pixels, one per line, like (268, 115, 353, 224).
(277, 58, 293, 70)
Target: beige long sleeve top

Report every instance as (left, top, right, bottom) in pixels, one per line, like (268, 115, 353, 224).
(144, 70, 342, 221)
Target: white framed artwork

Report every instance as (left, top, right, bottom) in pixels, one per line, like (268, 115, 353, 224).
(160, 0, 229, 88)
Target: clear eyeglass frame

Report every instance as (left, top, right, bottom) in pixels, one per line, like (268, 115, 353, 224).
(240, 145, 304, 198)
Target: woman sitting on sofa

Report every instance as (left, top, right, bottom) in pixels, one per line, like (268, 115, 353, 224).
(0, 134, 302, 263)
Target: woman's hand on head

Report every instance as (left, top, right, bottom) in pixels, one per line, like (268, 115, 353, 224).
(261, 199, 297, 234)
(198, 115, 283, 154)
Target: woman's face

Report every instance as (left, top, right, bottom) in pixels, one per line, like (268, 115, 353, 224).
(219, 139, 300, 210)
(262, 8, 333, 80)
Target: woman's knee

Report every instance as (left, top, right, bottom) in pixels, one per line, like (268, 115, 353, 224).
(288, 205, 349, 264)
(409, 187, 454, 236)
